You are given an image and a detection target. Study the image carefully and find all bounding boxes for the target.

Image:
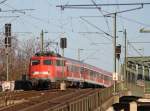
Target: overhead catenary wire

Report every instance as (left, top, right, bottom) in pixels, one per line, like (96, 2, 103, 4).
(3, 3, 51, 24)
(80, 17, 113, 40)
(3, 1, 70, 32)
(81, 48, 101, 62)
(91, 0, 111, 33)
(80, 13, 150, 29)
(0, 0, 7, 5)
(128, 42, 143, 56)
(118, 15, 150, 27)
(17, 15, 42, 30)
(81, 46, 112, 67)
(0, 16, 20, 32)
(78, 19, 96, 44)
(2, 2, 58, 32)
(129, 42, 150, 44)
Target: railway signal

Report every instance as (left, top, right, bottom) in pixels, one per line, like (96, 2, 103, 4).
(60, 37, 67, 48)
(116, 45, 121, 60)
(60, 37, 67, 91)
(4, 23, 12, 81)
(5, 23, 11, 48)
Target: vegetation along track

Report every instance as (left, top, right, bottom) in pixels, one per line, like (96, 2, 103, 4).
(0, 88, 100, 111)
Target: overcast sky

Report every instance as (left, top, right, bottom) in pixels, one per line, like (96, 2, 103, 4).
(0, 0, 150, 72)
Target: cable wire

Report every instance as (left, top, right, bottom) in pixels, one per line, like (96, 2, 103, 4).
(91, 0, 111, 33)
(80, 17, 113, 40)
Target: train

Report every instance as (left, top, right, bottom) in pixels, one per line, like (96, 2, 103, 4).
(15, 51, 113, 90)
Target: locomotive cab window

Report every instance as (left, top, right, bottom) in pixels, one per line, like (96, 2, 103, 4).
(31, 60, 40, 65)
(43, 60, 52, 65)
(80, 67, 84, 73)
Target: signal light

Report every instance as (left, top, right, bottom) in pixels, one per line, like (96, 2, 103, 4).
(5, 24, 11, 37)
(116, 45, 121, 59)
(115, 45, 121, 54)
(5, 23, 12, 47)
(60, 38, 67, 48)
(5, 37, 11, 47)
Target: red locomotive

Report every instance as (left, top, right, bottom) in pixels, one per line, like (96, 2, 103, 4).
(15, 51, 113, 90)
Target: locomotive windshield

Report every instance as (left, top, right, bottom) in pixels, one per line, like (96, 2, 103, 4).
(31, 60, 40, 65)
(43, 60, 52, 65)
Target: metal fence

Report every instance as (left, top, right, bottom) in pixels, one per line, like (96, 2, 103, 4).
(0, 82, 144, 110)
(49, 82, 144, 111)
(0, 92, 14, 107)
(145, 81, 150, 93)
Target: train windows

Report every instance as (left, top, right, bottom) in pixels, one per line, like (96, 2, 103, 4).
(43, 60, 52, 65)
(104, 76, 109, 81)
(99, 73, 102, 78)
(31, 60, 40, 65)
(69, 65, 79, 72)
(56, 60, 65, 66)
(56, 60, 61, 66)
(90, 70, 94, 77)
(84, 68, 89, 74)
(80, 67, 84, 73)
(72, 65, 76, 72)
(75, 66, 79, 72)
(93, 71, 97, 77)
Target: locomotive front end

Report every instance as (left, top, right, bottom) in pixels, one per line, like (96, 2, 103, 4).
(28, 56, 55, 89)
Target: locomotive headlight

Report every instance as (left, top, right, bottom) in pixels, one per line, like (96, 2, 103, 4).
(32, 71, 50, 75)
(41, 71, 49, 74)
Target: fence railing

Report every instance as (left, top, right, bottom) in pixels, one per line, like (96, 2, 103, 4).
(0, 82, 144, 110)
(49, 82, 144, 111)
(0, 92, 15, 107)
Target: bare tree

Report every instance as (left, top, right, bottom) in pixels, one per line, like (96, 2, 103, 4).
(0, 34, 37, 80)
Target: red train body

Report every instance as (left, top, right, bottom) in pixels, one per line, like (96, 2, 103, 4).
(28, 53, 113, 89)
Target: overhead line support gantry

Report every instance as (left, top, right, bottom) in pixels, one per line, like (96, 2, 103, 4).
(56, 2, 150, 10)
(56, 2, 150, 94)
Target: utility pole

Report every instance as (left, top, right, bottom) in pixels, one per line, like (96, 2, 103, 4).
(78, 48, 84, 87)
(124, 29, 127, 82)
(60, 37, 67, 90)
(78, 48, 84, 61)
(113, 13, 117, 94)
(41, 30, 44, 53)
(78, 48, 81, 61)
(6, 49, 9, 81)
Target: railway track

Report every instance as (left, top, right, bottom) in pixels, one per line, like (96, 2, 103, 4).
(0, 89, 59, 106)
(0, 88, 100, 111)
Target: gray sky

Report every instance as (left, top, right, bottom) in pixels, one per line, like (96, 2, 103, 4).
(0, 0, 150, 72)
